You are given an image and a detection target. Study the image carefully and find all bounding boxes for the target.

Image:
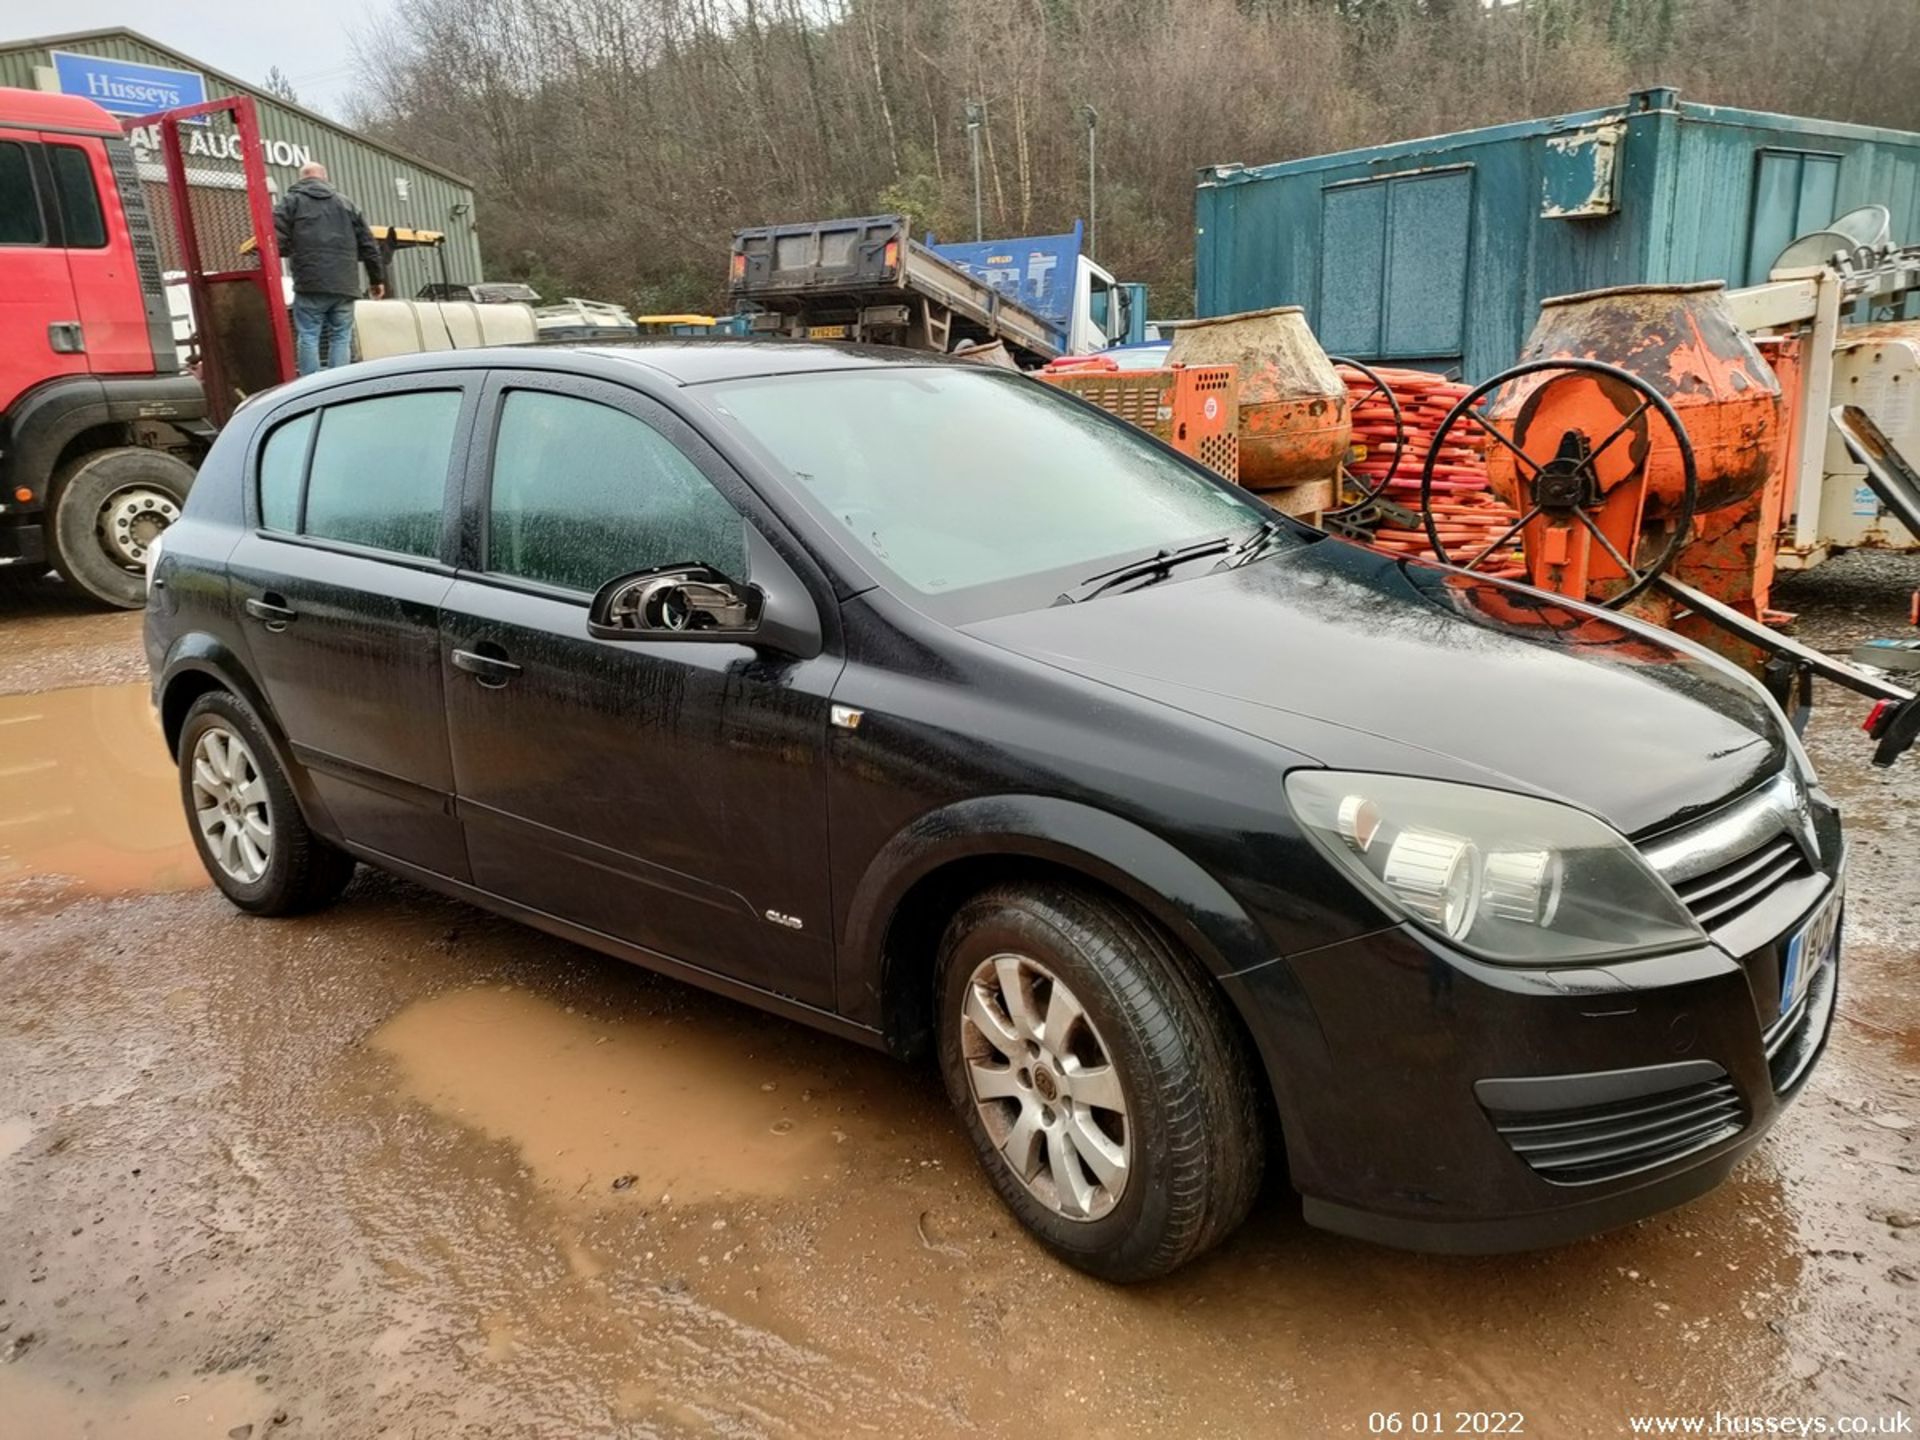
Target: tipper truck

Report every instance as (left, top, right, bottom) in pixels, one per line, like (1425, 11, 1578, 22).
(927, 220, 1143, 354)
(729, 214, 1138, 365)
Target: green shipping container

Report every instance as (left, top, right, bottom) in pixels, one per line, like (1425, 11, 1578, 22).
(1195, 87, 1920, 382)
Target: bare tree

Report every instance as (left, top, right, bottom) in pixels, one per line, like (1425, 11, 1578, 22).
(262, 65, 301, 104)
(352, 0, 1920, 314)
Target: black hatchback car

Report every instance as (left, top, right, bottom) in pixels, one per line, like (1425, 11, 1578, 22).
(145, 342, 1844, 1281)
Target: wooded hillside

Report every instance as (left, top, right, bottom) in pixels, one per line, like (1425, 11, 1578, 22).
(353, 0, 1920, 314)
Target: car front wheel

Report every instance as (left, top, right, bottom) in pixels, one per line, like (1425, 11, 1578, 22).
(936, 883, 1266, 1282)
(177, 691, 355, 915)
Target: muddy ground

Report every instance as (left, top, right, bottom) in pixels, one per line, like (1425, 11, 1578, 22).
(0, 558, 1916, 1439)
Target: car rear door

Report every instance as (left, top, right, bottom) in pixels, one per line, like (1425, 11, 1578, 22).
(438, 369, 842, 1008)
(225, 373, 478, 879)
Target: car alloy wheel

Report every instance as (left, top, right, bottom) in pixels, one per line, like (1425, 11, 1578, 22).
(189, 725, 273, 884)
(959, 951, 1130, 1221)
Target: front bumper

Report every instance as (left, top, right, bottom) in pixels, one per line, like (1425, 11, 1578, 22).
(1234, 874, 1840, 1254)
(0, 518, 48, 568)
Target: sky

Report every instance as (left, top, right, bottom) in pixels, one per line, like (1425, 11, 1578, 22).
(0, 0, 373, 117)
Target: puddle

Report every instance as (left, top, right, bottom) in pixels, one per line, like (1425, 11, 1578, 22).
(370, 984, 877, 1204)
(0, 1114, 33, 1165)
(0, 1367, 284, 1440)
(0, 682, 204, 900)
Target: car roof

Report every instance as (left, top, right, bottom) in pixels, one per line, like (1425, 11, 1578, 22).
(321, 338, 965, 392)
(575, 338, 965, 384)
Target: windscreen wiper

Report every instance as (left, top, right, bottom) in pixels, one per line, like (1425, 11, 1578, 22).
(1055, 535, 1237, 605)
(1225, 519, 1286, 567)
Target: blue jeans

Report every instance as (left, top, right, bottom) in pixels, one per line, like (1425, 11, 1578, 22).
(292, 292, 357, 376)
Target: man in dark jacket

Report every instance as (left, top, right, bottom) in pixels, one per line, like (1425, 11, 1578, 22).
(273, 164, 387, 376)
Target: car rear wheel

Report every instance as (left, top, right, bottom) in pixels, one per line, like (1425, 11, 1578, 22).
(49, 447, 194, 609)
(936, 883, 1266, 1282)
(177, 691, 355, 915)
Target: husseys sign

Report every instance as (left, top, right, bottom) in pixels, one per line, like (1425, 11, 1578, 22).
(51, 51, 206, 116)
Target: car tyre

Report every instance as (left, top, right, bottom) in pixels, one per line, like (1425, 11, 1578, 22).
(49, 447, 194, 609)
(177, 691, 355, 915)
(936, 883, 1266, 1282)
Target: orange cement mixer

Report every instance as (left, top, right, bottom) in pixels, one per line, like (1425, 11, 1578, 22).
(1404, 279, 1920, 767)
(1419, 283, 1785, 620)
(1167, 307, 1350, 511)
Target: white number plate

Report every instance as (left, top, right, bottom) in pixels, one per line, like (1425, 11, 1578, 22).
(1780, 886, 1841, 1017)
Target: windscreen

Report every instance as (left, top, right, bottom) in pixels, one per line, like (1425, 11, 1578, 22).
(703, 367, 1280, 606)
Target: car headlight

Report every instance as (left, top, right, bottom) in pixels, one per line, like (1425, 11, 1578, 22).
(1286, 771, 1705, 964)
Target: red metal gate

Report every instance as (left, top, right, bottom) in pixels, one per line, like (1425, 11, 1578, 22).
(127, 95, 294, 425)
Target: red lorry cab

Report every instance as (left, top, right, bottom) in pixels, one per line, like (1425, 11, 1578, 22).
(0, 90, 177, 407)
(0, 87, 205, 607)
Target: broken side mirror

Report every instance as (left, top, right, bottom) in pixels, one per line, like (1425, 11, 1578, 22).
(589, 564, 758, 638)
(586, 530, 823, 660)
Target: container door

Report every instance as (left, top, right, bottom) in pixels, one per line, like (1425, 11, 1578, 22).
(0, 133, 86, 412)
(1317, 167, 1472, 370)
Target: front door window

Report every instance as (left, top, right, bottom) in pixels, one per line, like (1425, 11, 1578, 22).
(486, 389, 748, 591)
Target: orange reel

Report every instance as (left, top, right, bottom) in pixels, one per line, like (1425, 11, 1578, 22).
(1326, 354, 1406, 513)
(1417, 359, 1699, 609)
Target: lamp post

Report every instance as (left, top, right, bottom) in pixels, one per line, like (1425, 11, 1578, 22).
(1080, 104, 1098, 256)
(965, 100, 985, 240)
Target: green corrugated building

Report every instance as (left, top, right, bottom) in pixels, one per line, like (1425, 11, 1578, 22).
(0, 26, 482, 297)
(1196, 87, 1920, 381)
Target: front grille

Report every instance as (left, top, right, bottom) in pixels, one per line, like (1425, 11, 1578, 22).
(1640, 772, 1820, 935)
(1482, 1075, 1747, 1186)
(106, 137, 166, 295)
(1671, 832, 1813, 930)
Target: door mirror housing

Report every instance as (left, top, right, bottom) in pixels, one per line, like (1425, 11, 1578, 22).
(586, 530, 823, 660)
(589, 564, 757, 638)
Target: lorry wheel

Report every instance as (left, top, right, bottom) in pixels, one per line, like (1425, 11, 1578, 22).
(49, 447, 195, 609)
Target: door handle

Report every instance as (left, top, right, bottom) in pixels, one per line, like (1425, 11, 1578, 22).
(244, 594, 296, 631)
(451, 646, 522, 688)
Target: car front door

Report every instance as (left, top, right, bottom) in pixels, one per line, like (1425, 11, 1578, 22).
(226, 375, 477, 879)
(438, 371, 842, 1008)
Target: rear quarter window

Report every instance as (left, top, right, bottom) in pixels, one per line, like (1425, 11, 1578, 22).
(257, 412, 315, 532)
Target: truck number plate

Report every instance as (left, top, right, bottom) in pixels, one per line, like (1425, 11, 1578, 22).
(807, 324, 850, 340)
(1779, 886, 1841, 1017)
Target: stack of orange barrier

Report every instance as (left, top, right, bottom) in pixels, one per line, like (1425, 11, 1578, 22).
(1336, 365, 1526, 579)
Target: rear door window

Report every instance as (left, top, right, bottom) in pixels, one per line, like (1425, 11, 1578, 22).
(0, 142, 44, 245)
(301, 391, 462, 558)
(485, 389, 747, 592)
